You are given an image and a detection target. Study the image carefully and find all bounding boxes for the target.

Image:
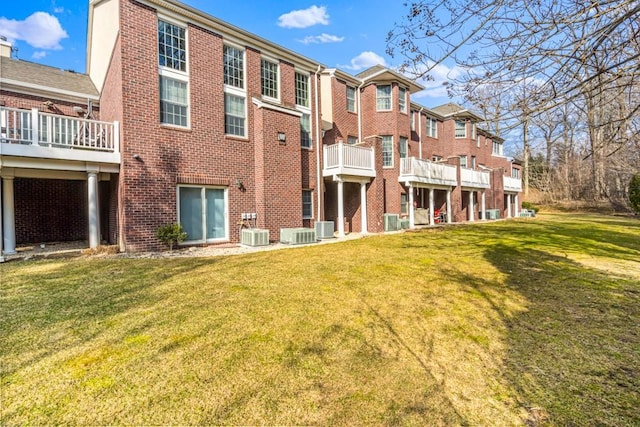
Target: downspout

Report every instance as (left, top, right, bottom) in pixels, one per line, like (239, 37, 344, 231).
(315, 65, 322, 220)
(418, 106, 424, 159)
(357, 81, 365, 142)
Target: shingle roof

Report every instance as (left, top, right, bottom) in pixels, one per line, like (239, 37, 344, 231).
(0, 57, 98, 98)
(430, 102, 466, 116)
(355, 65, 387, 80)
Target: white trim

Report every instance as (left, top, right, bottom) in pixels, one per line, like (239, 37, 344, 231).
(252, 98, 302, 117)
(260, 56, 280, 103)
(0, 79, 100, 102)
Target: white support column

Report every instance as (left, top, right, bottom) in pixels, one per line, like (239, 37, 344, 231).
(428, 187, 435, 226)
(408, 183, 415, 229)
(481, 191, 486, 220)
(2, 176, 17, 255)
(514, 194, 519, 217)
(88, 171, 100, 249)
(446, 189, 452, 224)
(337, 177, 345, 237)
(360, 181, 368, 234)
(468, 190, 475, 222)
(507, 194, 512, 218)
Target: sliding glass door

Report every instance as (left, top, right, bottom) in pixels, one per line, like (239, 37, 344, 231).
(178, 186, 227, 243)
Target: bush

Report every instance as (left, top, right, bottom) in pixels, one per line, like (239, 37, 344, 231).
(156, 223, 187, 251)
(630, 174, 640, 214)
(521, 201, 540, 213)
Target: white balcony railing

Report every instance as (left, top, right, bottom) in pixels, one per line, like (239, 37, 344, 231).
(503, 176, 523, 192)
(399, 157, 457, 186)
(0, 107, 120, 163)
(323, 142, 376, 178)
(460, 167, 491, 189)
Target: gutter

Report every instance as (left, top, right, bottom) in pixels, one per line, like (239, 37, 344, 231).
(314, 65, 322, 220)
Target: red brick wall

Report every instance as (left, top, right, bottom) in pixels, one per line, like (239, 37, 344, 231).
(0, 90, 99, 119)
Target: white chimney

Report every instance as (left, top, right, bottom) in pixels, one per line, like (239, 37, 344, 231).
(0, 36, 13, 58)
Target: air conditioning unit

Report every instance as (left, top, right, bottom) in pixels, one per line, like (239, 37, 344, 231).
(383, 213, 400, 231)
(280, 228, 317, 245)
(399, 218, 410, 229)
(241, 228, 269, 246)
(315, 221, 335, 239)
(485, 209, 500, 220)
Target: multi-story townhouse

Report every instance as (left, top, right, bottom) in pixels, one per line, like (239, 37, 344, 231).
(0, 0, 523, 258)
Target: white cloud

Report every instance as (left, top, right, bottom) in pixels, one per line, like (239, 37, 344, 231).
(341, 51, 387, 71)
(53, 7, 65, 14)
(0, 12, 68, 49)
(298, 33, 344, 45)
(278, 5, 329, 29)
(32, 51, 47, 59)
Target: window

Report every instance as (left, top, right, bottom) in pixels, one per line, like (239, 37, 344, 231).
(455, 120, 466, 138)
(382, 135, 393, 167)
(471, 123, 476, 139)
(300, 113, 312, 148)
(346, 86, 356, 112)
(158, 20, 188, 127)
(178, 186, 227, 243)
(399, 137, 408, 159)
(476, 134, 481, 147)
(223, 45, 244, 88)
(158, 20, 186, 71)
(433, 155, 443, 162)
(398, 87, 407, 113)
(427, 117, 437, 138)
(302, 190, 313, 219)
(376, 85, 392, 111)
(493, 140, 503, 155)
(512, 168, 520, 178)
(347, 136, 358, 145)
(410, 111, 416, 131)
(460, 155, 468, 168)
(295, 72, 309, 107)
(471, 156, 477, 169)
(224, 93, 245, 136)
(261, 59, 279, 99)
(160, 76, 188, 127)
(401, 193, 408, 215)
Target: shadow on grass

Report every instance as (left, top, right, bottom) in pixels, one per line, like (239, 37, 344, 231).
(480, 244, 640, 426)
(0, 258, 214, 378)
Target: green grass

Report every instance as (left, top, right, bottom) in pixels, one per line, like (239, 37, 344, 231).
(1, 213, 639, 426)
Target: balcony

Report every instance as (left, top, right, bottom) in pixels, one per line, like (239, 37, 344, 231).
(503, 176, 523, 192)
(323, 142, 375, 178)
(0, 107, 120, 164)
(399, 157, 457, 187)
(460, 168, 491, 189)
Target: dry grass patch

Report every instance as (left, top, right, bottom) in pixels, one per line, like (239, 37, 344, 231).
(1, 213, 639, 425)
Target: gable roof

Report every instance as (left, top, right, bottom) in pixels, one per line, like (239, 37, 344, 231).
(355, 65, 424, 93)
(0, 57, 99, 102)
(431, 102, 484, 121)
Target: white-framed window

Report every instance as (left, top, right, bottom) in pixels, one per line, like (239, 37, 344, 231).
(347, 136, 358, 145)
(410, 111, 416, 131)
(223, 45, 244, 89)
(460, 155, 468, 168)
(512, 168, 520, 178)
(346, 86, 356, 112)
(471, 123, 476, 139)
(302, 189, 313, 219)
(427, 117, 437, 138)
(399, 136, 408, 159)
(382, 135, 393, 167)
(455, 120, 466, 138)
(224, 93, 245, 137)
(401, 193, 408, 215)
(433, 155, 443, 162)
(158, 19, 188, 127)
(261, 58, 279, 100)
(295, 72, 309, 107)
(178, 185, 228, 243)
(300, 113, 312, 149)
(398, 87, 407, 113)
(376, 85, 392, 111)
(493, 140, 503, 155)
(476, 134, 481, 147)
(471, 156, 477, 169)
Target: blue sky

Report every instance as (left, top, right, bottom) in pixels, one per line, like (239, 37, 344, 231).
(0, 0, 463, 106)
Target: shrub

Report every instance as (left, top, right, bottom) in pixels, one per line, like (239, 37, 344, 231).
(156, 223, 187, 251)
(521, 201, 540, 213)
(630, 174, 640, 214)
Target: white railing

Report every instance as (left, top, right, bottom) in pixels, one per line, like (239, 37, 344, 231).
(504, 176, 523, 192)
(399, 157, 457, 186)
(323, 142, 375, 175)
(460, 168, 491, 188)
(0, 107, 119, 153)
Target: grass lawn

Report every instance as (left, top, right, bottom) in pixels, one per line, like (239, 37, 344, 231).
(1, 213, 639, 425)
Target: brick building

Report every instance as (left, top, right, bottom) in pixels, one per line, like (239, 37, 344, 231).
(0, 0, 522, 257)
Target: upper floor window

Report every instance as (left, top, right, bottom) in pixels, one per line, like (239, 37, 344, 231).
(346, 86, 356, 112)
(224, 93, 245, 137)
(493, 140, 503, 155)
(512, 168, 520, 178)
(399, 136, 408, 159)
(476, 134, 481, 147)
(158, 20, 186, 71)
(300, 113, 312, 149)
(295, 72, 309, 107)
(376, 85, 392, 111)
(347, 136, 358, 145)
(223, 45, 244, 89)
(410, 111, 416, 131)
(261, 59, 279, 100)
(398, 87, 407, 113)
(433, 155, 443, 162)
(160, 76, 188, 127)
(382, 135, 393, 167)
(471, 156, 477, 169)
(455, 120, 466, 138)
(460, 155, 468, 168)
(427, 117, 437, 138)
